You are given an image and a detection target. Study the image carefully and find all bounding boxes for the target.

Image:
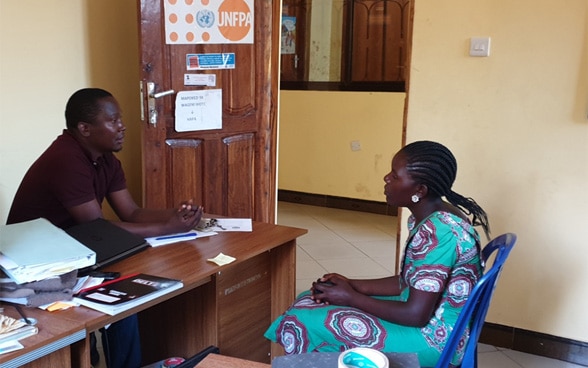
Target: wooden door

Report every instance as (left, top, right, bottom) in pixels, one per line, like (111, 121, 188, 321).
(137, 0, 280, 223)
(280, 0, 309, 82)
(342, 0, 410, 82)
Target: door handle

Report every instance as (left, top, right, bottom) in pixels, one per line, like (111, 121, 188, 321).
(146, 82, 175, 126)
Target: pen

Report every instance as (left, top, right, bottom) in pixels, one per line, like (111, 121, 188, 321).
(15, 305, 32, 325)
(77, 272, 139, 295)
(154, 232, 197, 241)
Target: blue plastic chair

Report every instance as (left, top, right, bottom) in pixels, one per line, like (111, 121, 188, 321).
(434, 233, 517, 368)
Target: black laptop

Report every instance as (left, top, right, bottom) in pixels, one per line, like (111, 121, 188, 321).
(65, 218, 150, 276)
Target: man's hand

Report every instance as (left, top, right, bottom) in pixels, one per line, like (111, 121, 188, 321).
(171, 202, 203, 232)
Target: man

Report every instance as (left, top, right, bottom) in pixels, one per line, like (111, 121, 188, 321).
(7, 88, 203, 368)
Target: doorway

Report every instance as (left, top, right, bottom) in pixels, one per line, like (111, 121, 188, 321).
(276, 0, 412, 208)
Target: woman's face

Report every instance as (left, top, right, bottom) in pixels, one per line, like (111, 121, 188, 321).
(383, 152, 419, 207)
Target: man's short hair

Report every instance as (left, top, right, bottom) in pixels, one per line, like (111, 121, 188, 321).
(65, 88, 113, 130)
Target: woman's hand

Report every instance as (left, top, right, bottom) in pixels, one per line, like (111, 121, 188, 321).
(311, 273, 357, 306)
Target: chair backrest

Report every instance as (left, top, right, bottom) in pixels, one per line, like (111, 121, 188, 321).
(434, 233, 517, 368)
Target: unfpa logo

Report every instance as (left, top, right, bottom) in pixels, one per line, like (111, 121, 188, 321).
(218, 0, 252, 42)
(164, 0, 254, 44)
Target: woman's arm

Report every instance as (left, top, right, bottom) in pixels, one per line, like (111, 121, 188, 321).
(313, 275, 442, 327)
(314, 273, 403, 297)
(349, 276, 402, 296)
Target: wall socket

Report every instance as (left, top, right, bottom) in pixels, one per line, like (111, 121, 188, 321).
(470, 37, 491, 57)
(350, 140, 361, 151)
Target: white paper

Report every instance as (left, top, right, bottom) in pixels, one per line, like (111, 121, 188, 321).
(184, 73, 216, 86)
(72, 276, 104, 294)
(197, 218, 252, 232)
(175, 90, 222, 132)
(0, 340, 23, 355)
(146, 230, 217, 247)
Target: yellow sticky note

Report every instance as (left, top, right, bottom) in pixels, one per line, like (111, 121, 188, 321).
(47, 302, 74, 312)
(207, 252, 236, 266)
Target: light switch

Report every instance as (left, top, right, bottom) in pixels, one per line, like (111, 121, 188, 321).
(470, 37, 491, 57)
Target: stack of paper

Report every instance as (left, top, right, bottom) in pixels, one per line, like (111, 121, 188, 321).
(0, 218, 96, 284)
(0, 314, 38, 347)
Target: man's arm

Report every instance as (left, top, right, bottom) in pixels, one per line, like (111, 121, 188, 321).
(67, 189, 202, 238)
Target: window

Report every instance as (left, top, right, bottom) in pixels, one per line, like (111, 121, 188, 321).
(280, 0, 412, 92)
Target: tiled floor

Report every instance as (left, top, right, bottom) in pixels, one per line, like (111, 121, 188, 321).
(276, 201, 583, 368)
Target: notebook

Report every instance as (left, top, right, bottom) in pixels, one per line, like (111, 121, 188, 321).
(65, 218, 150, 276)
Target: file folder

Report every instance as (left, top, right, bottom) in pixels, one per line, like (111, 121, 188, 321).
(0, 218, 96, 284)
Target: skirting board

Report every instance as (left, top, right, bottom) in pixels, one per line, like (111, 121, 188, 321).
(277, 190, 397, 216)
(480, 323, 588, 366)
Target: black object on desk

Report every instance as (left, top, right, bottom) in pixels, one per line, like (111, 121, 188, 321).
(271, 352, 419, 368)
(65, 218, 149, 275)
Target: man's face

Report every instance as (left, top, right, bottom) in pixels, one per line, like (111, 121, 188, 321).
(86, 97, 125, 153)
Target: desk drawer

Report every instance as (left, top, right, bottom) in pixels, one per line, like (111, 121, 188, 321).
(216, 253, 271, 362)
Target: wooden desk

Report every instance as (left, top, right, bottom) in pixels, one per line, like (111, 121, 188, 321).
(0, 305, 85, 368)
(196, 353, 270, 368)
(2, 221, 306, 367)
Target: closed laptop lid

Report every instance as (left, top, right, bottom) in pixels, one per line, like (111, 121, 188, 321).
(65, 218, 149, 275)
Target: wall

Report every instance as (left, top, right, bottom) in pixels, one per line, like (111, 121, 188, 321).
(405, 0, 588, 342)
(278, 91, 405, 202)
(0, 1, 140, 223)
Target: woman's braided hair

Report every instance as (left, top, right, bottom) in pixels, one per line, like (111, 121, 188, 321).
(400, 140, 491, 239)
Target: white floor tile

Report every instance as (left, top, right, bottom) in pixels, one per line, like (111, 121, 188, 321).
(501, 349, 585, 368)
(318, 257, 392, 279)
(299, 241, 366, 260)
(296, 259, 328, 280)
(477, 350, 521, 368)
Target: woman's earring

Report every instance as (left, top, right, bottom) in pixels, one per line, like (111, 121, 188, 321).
(411, 194, 420, 203)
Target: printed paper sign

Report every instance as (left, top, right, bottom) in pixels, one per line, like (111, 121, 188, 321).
(175, 90, 222, 132)
(184, 74, 216, 86)
(186, 53, 235, 70)
(164, 0, 254, 44)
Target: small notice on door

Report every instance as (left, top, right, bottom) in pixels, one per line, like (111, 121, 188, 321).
(175, 90, 222, 132)
(187, 53, 235, 70)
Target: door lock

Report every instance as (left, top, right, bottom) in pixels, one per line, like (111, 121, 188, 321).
(146, 82, 175, 125)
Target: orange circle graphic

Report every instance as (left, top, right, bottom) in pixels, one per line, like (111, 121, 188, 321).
(169, 0, 178, 4)
(202, 32, 210, 42)
(169, 32, 179, 42)
(185, 13, 194, 24)
(201, 0, 209, 5)
(218, 0, 252, 42)
(169, 13, 178, 24)
(186, 32, 195, 42)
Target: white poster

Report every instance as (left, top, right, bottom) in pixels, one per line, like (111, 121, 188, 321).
(175, 90, 222, 132)
(164, 0, 254, 44)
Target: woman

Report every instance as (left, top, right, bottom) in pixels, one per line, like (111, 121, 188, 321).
(264, 141, 491, 367)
